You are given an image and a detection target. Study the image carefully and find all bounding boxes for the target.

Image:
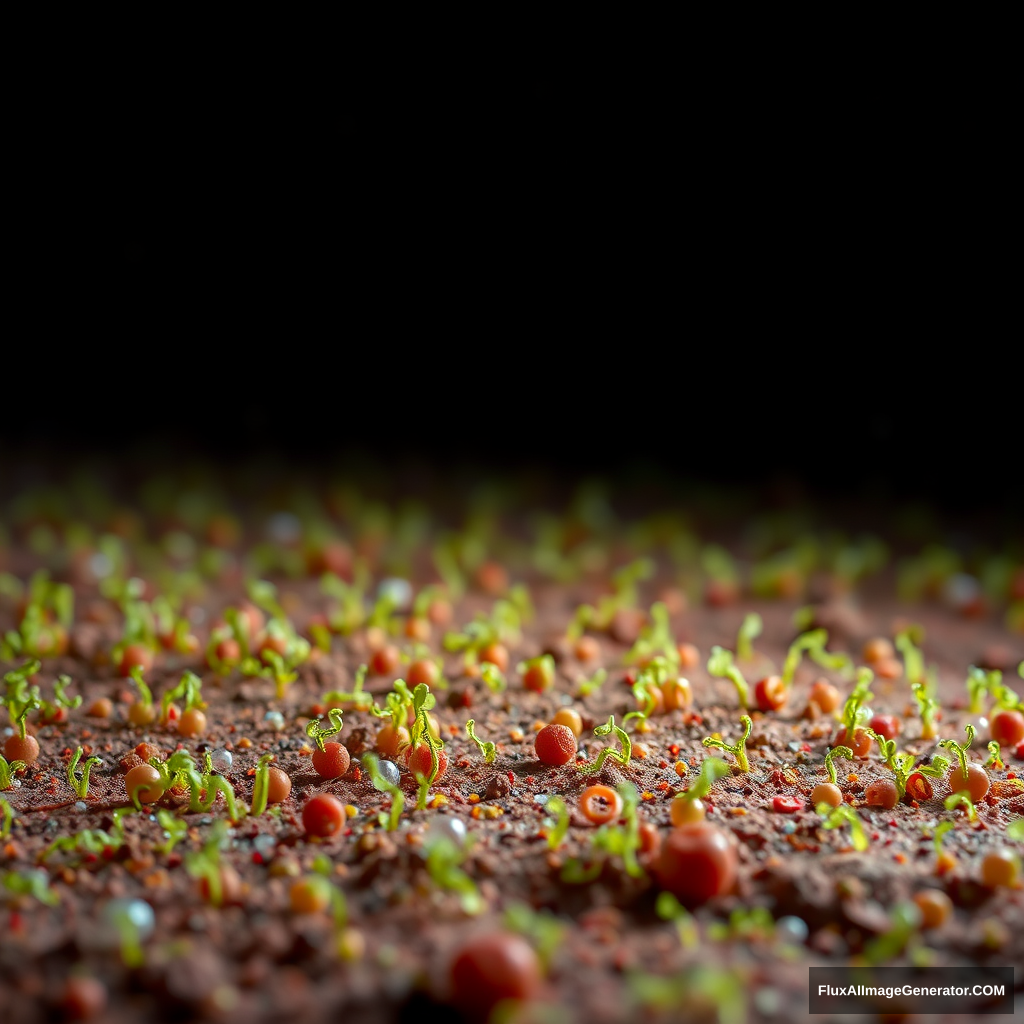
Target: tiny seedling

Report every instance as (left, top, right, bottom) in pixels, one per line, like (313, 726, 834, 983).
(160, 670, 205, 725)
(38, 674, 82, 722)
(655, 891, 698, 948)
(309, 855, 349, 933)
(938, 723, 976, 782)
(932, 820, 954, 858)
(578, 715, 632, 774)
(895, 629, 925, 685)
(424, 833, 482, 915)
(199, 754, 242, 821)
(41, 825, 123, 864)
(409, 683, 444, 810)
(0, 755, 26, 791)
(780, 629, 827, 688)
(479, 662, 507, 694)
(818, 802, 868, 852)
(986, 741, 1005, 771)
(66, 747, 102, 800)
(322, 663, 373, 712)
(735, 612, 762, 662)
(837, 668, 874, 749)
(565, 604, 595, 643)
(542, 797, 569, 851)
(362, 752, 404, 831)
(3, 659, 42, 741)
(706, 646, 749, 709)
(465, 720, 496, 763)
(155, 809, 188, 856)
(577, 667, 607, 698)
(261, 649, 299, 700)
(823, 745, 853, 785)
(944, 791, 977, 822)
(702, 715, 752, 773)
(966, 666, 1001, 715)
(707, 906, 776, 943)
(306, 708, 346, 752)
(184, 821, 230, 907)
(864, 902, 921, 964)
(625, 603, 680, 668)
(1, 797, 13, 839)
(250, 753, 276, 817)
(681, 756, 731, 802)
(912, 676, 940, 741)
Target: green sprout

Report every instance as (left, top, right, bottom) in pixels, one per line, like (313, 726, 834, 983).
(38, 674, 82, 722)
(932, 820, 954, 858)
(593, 558, 654, 628)
(1, 797, 13, 839)
(626, 603, 680, 668)
(409, 683, 443, 810)
(465, 720, 496, 763)
(944, 791, 977, 822)
(680, 757, 731, 803)
(824, 745, 853, 785)
(0, 755, 27, 791)
(839, 668, 874, 744)
(706, 646, 749, 709)
(155, 810, 188, 856)
(565, 604, 595, 643)
(2, 868, 59, 906)
(628, 967, 745, 1024)
(895, 629, 925, 685)
(893, 754, 949, 801)
(198, 754, 242, 821)
(542, 797, 569, 851)
(308, 857, 350, 934)
(41, 825, 123, 864)
(1007, 818, 1024, 841)
(66, 747, 103, 800)
(503, 902, 566, 970)
(806, 638, 854, 677)
(322, 567, 370, 634)
(562, 783, 643, 882)
(160, 670, 205, 725)
(735, 613, 762, 662)
(322, 663, 373, 712)
(424, 832, 482, 915)
(990, 680, 1024, 712)
(361, 752, 404, 831)
(305, 708, 345, 753)
(623, 661, 666, 731)
(479, 661, 507, 694)
(3, 660, 42, 740)
(938, 723, 976, 781)
(707, 906, 776, 942)
(655, 891, 698, 948)
(912, 676, 940, 741)
(702, 715, 752, 773)
(578, 715, 632, 774)
(818, 802, 868, 852)
(250, 753, 276, 817)
(966, 666, 1001, 715)
(151, 595, 197, 654)
(184, 821, 230, 907)
(781, 629, 827, 688)
(986, 741, 1005, 771)
(577, 667, 607, 698)
(864, 902, 921, 964)
(260, 649, 299, 700)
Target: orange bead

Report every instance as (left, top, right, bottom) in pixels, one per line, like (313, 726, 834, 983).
(579, 785, 622, 824)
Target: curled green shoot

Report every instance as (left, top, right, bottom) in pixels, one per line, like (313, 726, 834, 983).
(3, 660, 42, 740)
(164, 750, 206, 813)
(0, 755, 27, 790)
(155, 810, 188, 856)
(262, 649, 299, 700)
(129, 665, 154, 715)
(807, 640, 854, 678)
(840, 668, 874, 741)
(67, 747, 103, 800)
(0, 797, 12, 839)
(39, 674, 82, 720)
(465, 720, 496, 763)
(160, 670, 204, 724)
(991, 681, 1024, 712)
(680, 757, 730, 803)
(824, 745, 853, 786)
(578, 715, 632, 774)
(322, 663, 373, 712)
(985, 741, 1005, 771)
(735, 613, 762, 662)
(702, 715, 752, 773)
(944, 791, 977, 822)
(938, 724, 976, 781)
(655, 891, 698, 949)
(577, 667, 607, 699)
(250, 753, 275, 817)
(781, 629, 828, 688)
(895, 629, 925, 686)
(305, 708, 345, 753)
(818, 802, 868, 852)
(479, 662, 507, 694)
(201, 773, 242, 822)
(868, 731, 899, 771)
(543, 797, 569, 851)
(362, 752, 404, 831)
(622, 668, 660, 731)
(706, 646, 749, 709)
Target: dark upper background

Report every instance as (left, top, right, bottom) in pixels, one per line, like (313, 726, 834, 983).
(5, 63, 1018, 533)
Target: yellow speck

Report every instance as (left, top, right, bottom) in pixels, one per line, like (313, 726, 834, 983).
(674, 761, 689, 777)
(509, 728, 525, 743)
(237, 737, 253, 749)
(729, 807, 748, 816)
(298, 745, 312, 756)
(634, 744, 649, 760)
(428, 794, 448, 808)
(472, 804, 503, 820)
(636, 720, 653, 734)
(344, 805, 358, 819)
(532, 721, 545, 733)
(468, 793, 480, 803)
(641, 791, 655, 801)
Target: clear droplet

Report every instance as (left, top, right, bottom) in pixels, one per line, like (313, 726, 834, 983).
(263, 710, 285, 732)
(209, 748, 233, 774)
(377, 759, 401, 787)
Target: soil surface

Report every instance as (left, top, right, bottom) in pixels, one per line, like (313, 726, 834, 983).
(1, 496, 1022, 1024)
